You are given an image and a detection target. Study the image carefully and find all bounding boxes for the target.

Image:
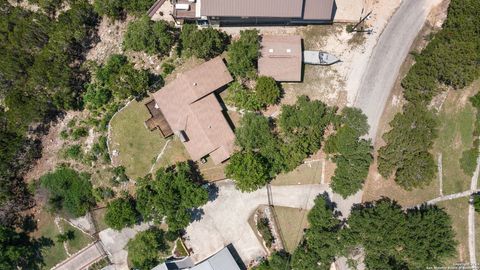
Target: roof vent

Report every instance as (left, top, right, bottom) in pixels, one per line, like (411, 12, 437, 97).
(286, 49, 292, 53)
(269, 49, 274, 53)
(193, 82, 197, 86)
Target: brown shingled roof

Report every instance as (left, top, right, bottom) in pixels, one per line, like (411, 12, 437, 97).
(303, 0, 335, 20)
(258, 35, 302, 82)
(152, 57, 235, 164)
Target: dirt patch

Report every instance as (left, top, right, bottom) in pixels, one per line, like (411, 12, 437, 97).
(24, 111, 84, 182)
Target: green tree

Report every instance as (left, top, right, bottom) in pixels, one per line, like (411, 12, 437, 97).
(40, 167, 95, 217)
(377, 105, 438, 190)
(0, 225, 46, 269)
(474, 194, 480, 212)
(325, 108, 373, 198)
(94, 0, 155, 20)
(225, 81, 261, 111)
(105, 196, 140, 230)
(253, 251, 291, 270)
(255, 76, 281, 107)
(136, 162, 208, 232)
(180, 24, 229, 59)
(56, 230, 75, 243)
(225, 151, 271, 192)
(127, 227, 168, 270)
(291, 196, 341, 270)
(123, 16, 176, 56)
(227, 29, 260, 78)
(234, 113, 275, 151)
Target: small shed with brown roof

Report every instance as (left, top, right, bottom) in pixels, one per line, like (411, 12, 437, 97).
(258, 35, 303, 82)
(151, 57, 235, 164)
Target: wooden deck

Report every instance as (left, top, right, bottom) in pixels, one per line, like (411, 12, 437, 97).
(145, 100, 173, 138)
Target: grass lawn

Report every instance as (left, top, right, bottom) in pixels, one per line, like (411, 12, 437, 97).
(152, 137, 189, 172)
(272, 161, 322, 186)
(273, 206, 309, 253)
(60, 220, 94, 254)
(91, 208, 108, 232)
(109, 99, 168, 179)
(197, 156, 227, 182)
(433, 87, 477, 195)
(438, 198, 469, 265)
(34, 211, 67, 270)
(174, 239, 189, 257)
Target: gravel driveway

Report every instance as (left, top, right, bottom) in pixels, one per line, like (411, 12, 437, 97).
(184, 180, 361, 264)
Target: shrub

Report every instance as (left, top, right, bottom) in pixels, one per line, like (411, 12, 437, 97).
(474, 194, 480, 213)
(60, 130, 69, 140)
(225, 82, 261, 111)
(64, 144, 83, 161)
(257, 217, 274, 248)
(123, 16, 176, 56)
(94, 0, 155, 20)
(161, 62, 175, 76)
(56, 230, 75, 243)
(40, 167, 95, 217)
(71, 127, 88, 140)
(254, 76, 280, 107)
(105, 196, 140, 230)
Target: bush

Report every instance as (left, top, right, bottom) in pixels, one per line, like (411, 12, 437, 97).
(225, 82, 261, 111)
(105, 196, 140, 230)
(227, 29, 260, 78)
(56, 230, 75, 243)
(474, 194, 480, 213)
(127, 227, 168, 270)
(40, 167, 95, 217)
(161, 62, 175, 76)
(71, 127, 88, 140)
(255, 76, 280, 107)
(257, 217, 274, 248)
(93, 186, 115, 202)
(64, 144, 83, 161)
(180, 24, 229, 59)
(123, 16, 176, 56)
(94, 0, 155, 20)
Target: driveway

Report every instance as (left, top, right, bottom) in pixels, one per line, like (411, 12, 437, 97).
(353, 0, 437, 141)
(184, 180, 361, 264)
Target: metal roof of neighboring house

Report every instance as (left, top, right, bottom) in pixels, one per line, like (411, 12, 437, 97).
(191, 247, 241, 270)
(152, 57, 235, 164)
(200, 0, 304, 18)
(303, 0, 335, 20)
(258, 35, 303, 82)
(200, 0, 334, 20)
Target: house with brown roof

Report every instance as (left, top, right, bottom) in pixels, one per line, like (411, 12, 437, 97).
(258, 35, 303, 82)
(168, 0, 335, 26)
(146, 57, 235, 164)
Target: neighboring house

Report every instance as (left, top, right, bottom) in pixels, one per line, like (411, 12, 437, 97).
(258, 35, 303, 82)
(152, 246, 242, 270)
(167, 0, 336, 25)
(146, 57, 235, 165)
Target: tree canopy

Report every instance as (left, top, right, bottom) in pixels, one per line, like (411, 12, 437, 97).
(94, 0, 156, 20)
(325, 108, 373, 198)
(225, 151, 271, 192)
(105, 196, 140, 230)
(227, 29, 260, 78)
(136, 162, 209, 232)
(0, 224, 47, 269)
(179, 24, 229, 59)
(127, 227, 168, 270)
(40, 167, 95, 217)
(123, 16, 176, 56)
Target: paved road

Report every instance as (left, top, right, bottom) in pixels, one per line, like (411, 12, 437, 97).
(353, 0, 431, 141)
(185, 181, 361, 264)
(53, 241, 106, 270)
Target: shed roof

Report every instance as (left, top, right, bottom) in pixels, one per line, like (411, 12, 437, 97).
(152, 57, 235, 164)
(303, 0, 335, 20)
(258, 35, 303, 82)
(191, 247, 241, 270)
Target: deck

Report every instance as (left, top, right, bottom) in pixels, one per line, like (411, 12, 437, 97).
(145, 100, 174, 138)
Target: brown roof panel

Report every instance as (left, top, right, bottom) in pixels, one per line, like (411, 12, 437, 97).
(258, 35, 302, 82)
(152, 57, 235, 164)
(303, 0, 335, 20)
(201, 0, 304, 18)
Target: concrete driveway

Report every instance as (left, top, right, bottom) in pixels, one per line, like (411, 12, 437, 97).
(53, 241, 106, 270)
(184, 180, 361, 264)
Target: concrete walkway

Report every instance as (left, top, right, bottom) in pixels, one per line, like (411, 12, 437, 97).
(53, 241, 106, 270)
(184, 180, 361, 264)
